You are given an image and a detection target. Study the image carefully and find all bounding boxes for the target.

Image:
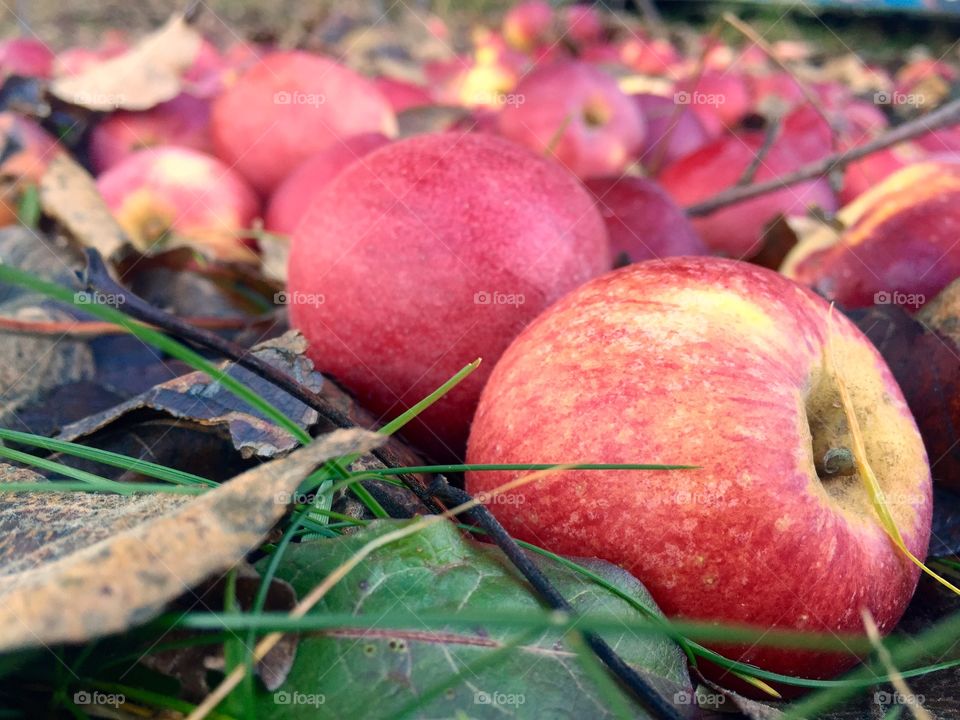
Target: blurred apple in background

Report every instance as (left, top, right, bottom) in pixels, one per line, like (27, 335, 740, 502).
(0, 37, 54, 78)
(632, 93, 710, 170)
(265, 133, 390, 237)
(467, 257, 931, 685)
(97, 146, 260, 262)
(0, 113, 61, 227)
(502, 0, 553, 52)
(498, 60, 645, 178)
(658, 131, 837, 257)
(559, 4, 604, 47)
(372, 76, 433, 113)
(674, 70, 750, 137)
(584, 176, 708, 265)
(287, 132, 610, 460)
(211, 50, 397, 195)
(90, 93, 212, 173)
(783, 161, 960, 312)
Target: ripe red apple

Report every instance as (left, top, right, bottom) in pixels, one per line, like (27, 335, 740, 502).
(497, 60, 645, 178)
(583, 176, 708, 264)
(674, 70, 751, 138)
(210, 51, 397, 195)
(0, 37, 54, 78)
(466, 256, 931, 683)
(502, 0, 553, 52)
(658, 131, 837, 257)
(619, 37, 679, 75)
(632, 93, 710, 170)
(287, 132, 610, 460)
(265, 133, 390, 237)
(96, 146, 260, 262)
(783, 161, 960, 312)
(90, 93, 212, 173)
(372, 76, 433, 113)
(559, 4, 604, 47)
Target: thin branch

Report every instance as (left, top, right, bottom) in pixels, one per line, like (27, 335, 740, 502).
(685, 97, 960, 217)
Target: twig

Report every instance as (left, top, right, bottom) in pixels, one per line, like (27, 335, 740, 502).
(685, 97, 960, 217)
(81, 248, 441, 510)
(737, 116, 781, 186)
(429, 479, 684, 720)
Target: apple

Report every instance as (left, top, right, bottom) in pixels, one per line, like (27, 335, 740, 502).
(840, 143, 925, 205)
(372, 76, 433, 113)
(619, 37, 680, 75)
(96, 146, 260, 262)
(497, 60, 645, 178)
(265, 132, 390, 237)
(0, 113, 61, 227)
(89, 93, 212, 173)
(0, 37, 54, 78)
(674, 70, 751, 138)
(658, 131, 837, 257)
(502, 0, 553, 52)
(286, 132, 610, 460)
(632, 93, 710, 170)
(466, 256, 932, 683)
(559, 4, 604, 47)
(583, 176, 708, 265)
(782, 161, 960, 312)
(210, 50, 397, 195)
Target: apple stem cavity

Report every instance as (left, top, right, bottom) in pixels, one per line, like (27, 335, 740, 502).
(820, 447, 856, 478)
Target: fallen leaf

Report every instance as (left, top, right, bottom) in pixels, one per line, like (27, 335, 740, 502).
(50, 14, 202, 112)
(257, 519, 693, 719)
(39, 153, 131, 259)
(0, 427, 383, 652)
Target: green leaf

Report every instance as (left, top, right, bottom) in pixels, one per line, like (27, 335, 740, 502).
(255, 519, 691, 719)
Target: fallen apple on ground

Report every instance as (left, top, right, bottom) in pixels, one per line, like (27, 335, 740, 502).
(287, 132, 610, 460)
(466, 257, 932, 683)
(97, 146, 260, 262)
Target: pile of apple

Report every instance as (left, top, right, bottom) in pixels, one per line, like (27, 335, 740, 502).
(4, 0, 957, 694)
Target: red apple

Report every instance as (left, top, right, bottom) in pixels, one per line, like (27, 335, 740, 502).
(0, 37, 54, 78)
(840, 143, 926, 205)
(466, 256, 931, 684)
(497, 60, 645, 178)
(783, 161, 960, 312)
(674, 70, 751, 137)
(502, 0, 553, 52)
(559, 4, 604, 47)
(287, 132, 610, 460)
(210, 51, 397, 195)
(372, 76, 433, 113)
(90, 93, 212, 173)
(658, 131, 837, 257)
(583, 176, 708, 264)
(632, 93, 710, 170)
(265, 132, 390, 237)
(619, 37, 680, 75)
(96, 146, 260, 262)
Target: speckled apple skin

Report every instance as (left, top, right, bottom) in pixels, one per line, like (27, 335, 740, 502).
(789, 161, 960, 311)
(287, 132, 611, 460)
(466, 257, 932, 682)
(211, 51, 397, 195)
(265, 133, 390, 237)
(583, 176, 709, 264)
(658, 132, 837, 258)
(497, 61, 645, 179)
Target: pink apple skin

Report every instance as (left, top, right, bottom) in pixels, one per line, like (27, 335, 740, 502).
(584, 176, 708, 264)
(287, 132, 610, 460)
(372, 76, 433, 113)
(97, 146, 260, 262)
(0, 37, 54, 78)
(466, 257, 932, 683)
(502, 0, 553, 51)
(658, 132, 838, 257)
(675, 70, 751, 137)
(497, 61, 645, 178)
(560, 4, 604, 47)
(632, 93, 710, 170)
(840, 144, 925, 205)
(619, 37, 679, 75)
(211, 51, 397, 195)
(265, 133, 390, 236)
(90, 93, 212, 173)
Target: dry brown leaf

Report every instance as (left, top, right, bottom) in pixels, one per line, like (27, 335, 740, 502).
(50, 14, 202, 111)
(39, 153, 131, 259)
(0, 427, 383, 652)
